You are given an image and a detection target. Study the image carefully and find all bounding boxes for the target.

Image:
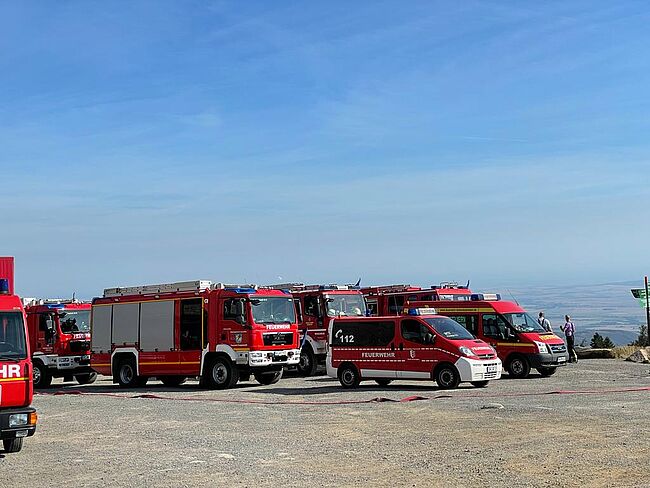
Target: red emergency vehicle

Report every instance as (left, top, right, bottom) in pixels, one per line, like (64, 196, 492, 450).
(24, 299, 96, 388)
(268, 283, 367, 376)
(0, 257, 37, 454)
(406, 294, 568, 378)
(327, 307, 502, 389)
(91, 280, 301, 389)
(362, 282, 472, 316)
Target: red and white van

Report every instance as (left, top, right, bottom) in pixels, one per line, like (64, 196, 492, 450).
(408, 294, 568, 378)
(326, 308, 502, 389)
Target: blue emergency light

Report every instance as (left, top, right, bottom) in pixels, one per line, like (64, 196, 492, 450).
(225, 287, 257, 294)
(470, 293, 501, 301)
(408, 307, 437, 316)
(0, 279, 9, 295)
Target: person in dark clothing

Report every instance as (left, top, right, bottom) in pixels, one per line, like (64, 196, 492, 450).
(561, 315, 577, 363)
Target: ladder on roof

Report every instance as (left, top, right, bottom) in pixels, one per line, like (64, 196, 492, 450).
(103, 280, 260, 297)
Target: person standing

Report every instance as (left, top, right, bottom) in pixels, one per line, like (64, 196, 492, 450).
(538, 312, 552, 333)
(561, 315, 577, 363)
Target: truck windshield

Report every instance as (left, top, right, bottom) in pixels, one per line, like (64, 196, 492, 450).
(0, 312, 28, 359)
(424, 317, 475, 340)
(59, 310, 91, 334)
(250, 297, 296, 324)
(325, 294, 366, 317)
(504, 312, 547, 333)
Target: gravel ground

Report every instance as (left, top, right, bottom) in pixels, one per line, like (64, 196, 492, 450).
(1, 359, 649, 487)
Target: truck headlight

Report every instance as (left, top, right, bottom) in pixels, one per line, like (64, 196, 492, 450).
(9, 414, 28, 427)
(534, 341, 549, 354)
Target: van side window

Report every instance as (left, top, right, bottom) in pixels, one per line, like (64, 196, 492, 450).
(482, 314, 510, 340)
(331, 320, 394, 347)
(447, 315, 478, 335)
(401, 319, 435, 345)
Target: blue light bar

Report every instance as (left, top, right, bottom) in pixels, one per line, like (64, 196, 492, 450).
(0, 279, 9, 295)
(408, 307, 437, 316)
(46, 304, 66, 309)
(225, 287, 257, 294)
(470, 293, 501, 301)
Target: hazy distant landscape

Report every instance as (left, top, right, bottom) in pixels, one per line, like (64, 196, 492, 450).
(499, 281, 644, 346)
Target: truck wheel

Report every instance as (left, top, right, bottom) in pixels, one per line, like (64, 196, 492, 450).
(338, 364, 361, 388)
(537, 367, 557, 377)
(159, 376, 186, 387)
(116, 359, 139, 388)
(75, 372, 97, 385)
(254, 369, 283, 385)
(375, 379, 392, 386)
(33, 361, 52, 389)
(297, 346, 318, 376)
(2, 437, 23, 453)
(435, 364, 460, 389)
(205, 357, 237, 390)
(471, 381, 489, 388)
(507, 355, 531, 379)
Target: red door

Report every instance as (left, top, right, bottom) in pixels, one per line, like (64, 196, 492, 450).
(396, 318, 437, 380)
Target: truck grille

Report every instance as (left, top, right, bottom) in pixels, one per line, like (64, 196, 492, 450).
(550, 344, 567, 354)
(262, 332, 294, 346)
(477, 353, 494, 359)
(69, 340, 90, 353)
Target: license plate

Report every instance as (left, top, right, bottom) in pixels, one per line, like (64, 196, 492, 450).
(487, 364, 497, 373)
(558, 357, 566, 363)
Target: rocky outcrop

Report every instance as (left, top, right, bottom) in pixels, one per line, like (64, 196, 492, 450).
(625, 349, 650, 364)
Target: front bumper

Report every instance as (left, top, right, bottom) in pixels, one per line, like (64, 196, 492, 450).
(56, 354, 91, 370)
(455, 357, 503, 382)
(0, 407, 37, 440)
(527, 352, 568, 369)
(248, 349, 301, 367)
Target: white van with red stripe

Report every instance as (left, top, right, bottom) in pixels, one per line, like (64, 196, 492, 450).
(326, 308, 502, 389)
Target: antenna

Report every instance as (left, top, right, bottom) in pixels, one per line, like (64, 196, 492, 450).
(506, 289, 519, 306)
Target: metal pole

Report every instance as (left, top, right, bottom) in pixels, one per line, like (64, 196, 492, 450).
(645, 276, 650, 347)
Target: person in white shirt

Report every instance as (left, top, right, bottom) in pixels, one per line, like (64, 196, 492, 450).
(538, 312, 552, 333)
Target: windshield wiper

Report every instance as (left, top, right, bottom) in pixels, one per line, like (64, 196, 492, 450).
(0, 355, 21, 361)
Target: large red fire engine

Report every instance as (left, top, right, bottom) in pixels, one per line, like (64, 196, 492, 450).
(362, 282, 472, 316)
(0, 257, 37, 454)
(268, 283, 367, 376)
(327, 308, 501, 389)
(91, 280, 301, 389)
(24, 299, 96, 388)
(406, 294, 568, 378)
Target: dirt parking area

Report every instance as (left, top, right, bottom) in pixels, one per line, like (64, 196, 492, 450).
(1, 359, 649, 487)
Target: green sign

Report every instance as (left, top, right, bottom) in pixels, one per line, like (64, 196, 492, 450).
(631, 288, 648, 308)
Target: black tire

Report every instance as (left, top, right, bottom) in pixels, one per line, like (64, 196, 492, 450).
(297, 346, 318, 376)
(338, 364, 361, 388)
(375, 379, 392, 386)
(507, 355, 531, 379)
(159, 376, 187, 387)
(254, 369, 283, 386)
(471, 380, 489, 388)
(116, 359, 139, 388)
(537, 367, 557, 377)
(75, 372, 97, 385)
(32, 361, 52, 389)
(204, 356, 237, 390)
(3, 437, 23, 453)
(435, 364, 460, 389)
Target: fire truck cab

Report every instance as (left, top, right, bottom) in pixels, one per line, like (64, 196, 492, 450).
(0, 257, 37, 454)
(326, 308, 501, 389)
(408, 294, 569, 378)
(91, 280, 301, 389)
(362, 282, 472, 316)
(269, 283, 367, 376)
(24, 299, 96, 388)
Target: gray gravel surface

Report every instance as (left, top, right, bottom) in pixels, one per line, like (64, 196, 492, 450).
(1, 359, 649, 487)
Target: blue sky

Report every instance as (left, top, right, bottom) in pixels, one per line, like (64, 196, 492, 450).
(2, 1, 650, 298)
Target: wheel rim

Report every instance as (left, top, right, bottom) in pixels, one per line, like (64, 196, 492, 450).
(212, 363, 228, 385)
(120, 365, 134, 384)
(511, 360, 524, 375)
(439, 369, 454, 387)
(33, 366, 41, 385)
(341, 369, 355, 385)
(299, 352, 311, 371)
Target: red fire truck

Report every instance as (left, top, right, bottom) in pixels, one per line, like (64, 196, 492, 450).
(362, 282, 472, 316)
(24, 299, 96, 388)
(326, 308, 501, 389)
(406, 294, 568, 378)
(268, 283, 367, 376)
(91, 280, 301, 389)
(0, 257, 38, 454)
